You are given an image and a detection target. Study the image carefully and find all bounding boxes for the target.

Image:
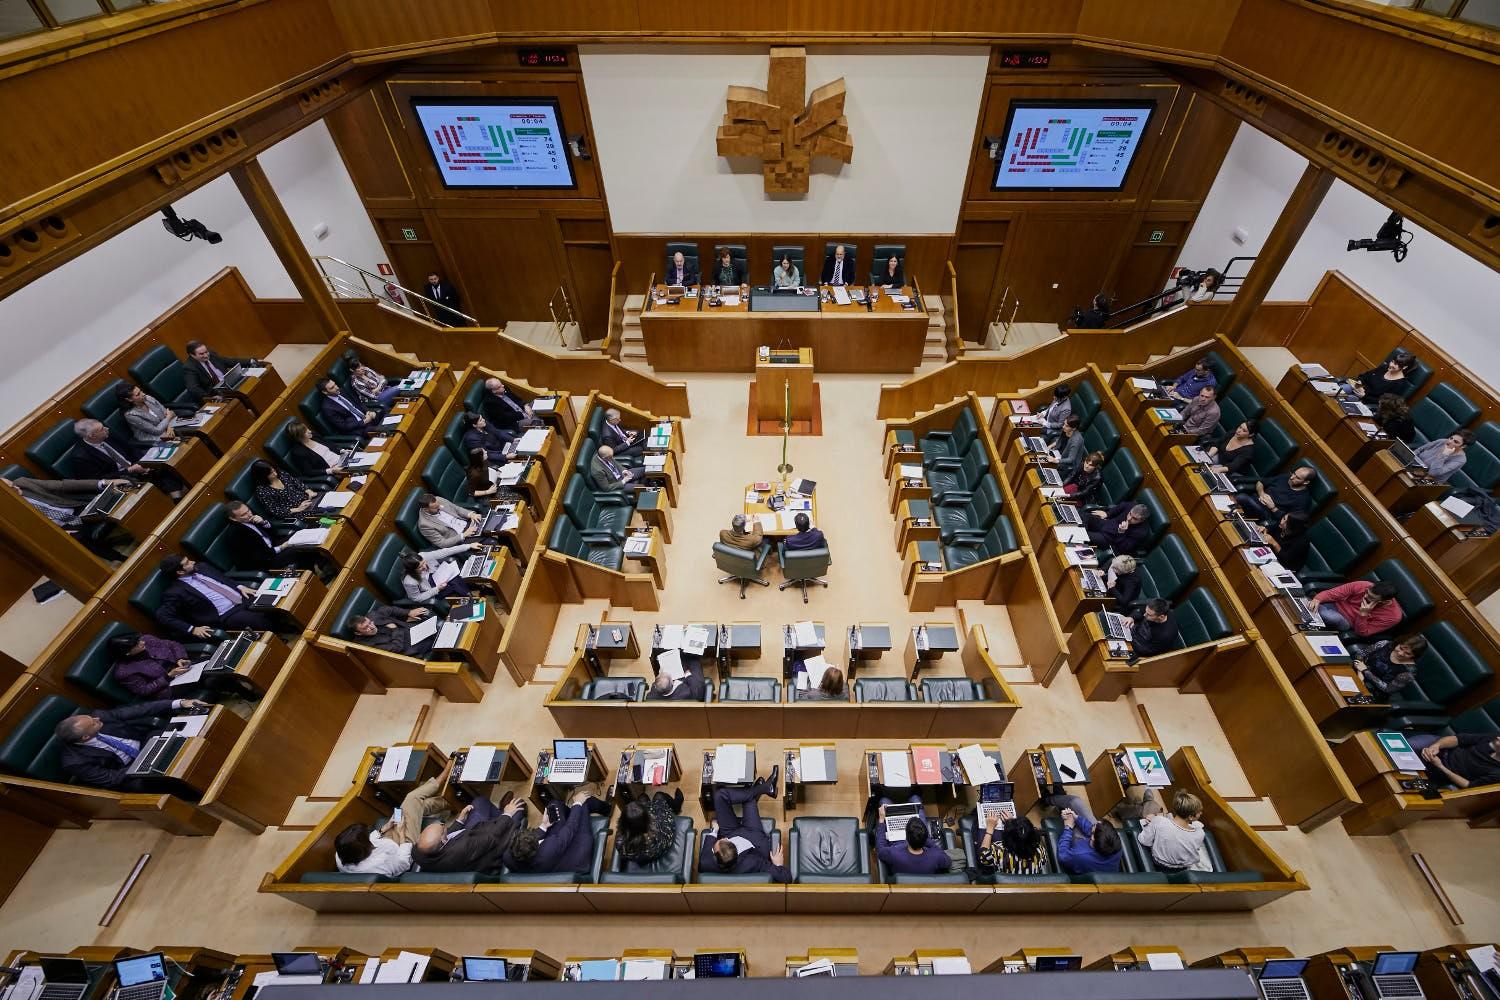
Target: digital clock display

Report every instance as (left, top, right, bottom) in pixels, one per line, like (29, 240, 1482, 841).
(518, 48, 569, 67)
(1001, 50, 1051, 69)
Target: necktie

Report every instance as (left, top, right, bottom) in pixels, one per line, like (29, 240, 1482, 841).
(335, 395, 362, 418)
(204, 358, 223, 382)
(604, 458, 621, 478)
(96, 733, 139, 764)
(98, 442, 130, 470)
(675, 267, 683, 284)
(833, 259, 843, 285)
(192, 572, 242, 606)
(251, 524, 273, 549)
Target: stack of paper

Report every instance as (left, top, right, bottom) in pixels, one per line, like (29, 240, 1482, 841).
(256, 576, 295, 596)
(880, 750, 912, 786)
(620, 960, 666, 981)
(169, 661, 208, 686)
(318, 491, 354, 509)
(1130, 377, 1158, 390)
(957, 743, 1000, 784)
(432, 561, 461, 585)
(1441, 495, 1477, 519)
(1332, 674, 1360, 694)
(1053, 525, 1088, 545)
(641, 747, 671, 785)
(367, 436, 388, 449)
(1378, 731, 1425, 772)
(624, 536, 652, 555)
(348, 452, 378, 467)
(657, 648, 685, 680)
(170, 713, 208, 737)
(792, 620, 820, 647)
(1299, 363, 1331, 378)
(460, 745, 497, 782)
(381, 415, 403, 426)
(497, 461, 526, 485)
(795, 958, 835, 978)
(1145, 953, 1184, 971)
(931, 957, 971, 975)
(683, 625, 711, 655)
(658, 624, 685, 650)
(802, 653, 831, 687)
(799, 747, 831, 782)
(714, 744, 749, 784)
(1126, 748, 1170, 787)
(531, 397, 557, 413)
(899, 463, 924, 480)
(373, 953, 430, 984)
(436, 621, 464, 648)
(516, 428, 549, 452)
(377, 745, 413, 782)
(408, 615, 440, 644)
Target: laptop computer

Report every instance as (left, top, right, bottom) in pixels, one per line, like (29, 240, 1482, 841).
(79, 484, 129, 521)
(38, 958, 91, 1000)
(111, 954, 168, 1000)
(1256, 959, 1311, 1000)
(123, 735, 186, 777)
(460, 958, 508, 983)
(269, 954, 325, 980)
(1101, 611, 1133, 640)
(1369, 952, 1424, 999)
(213, 364, 246, 392)
(1035, 956, 1083, 972)
(693, 954, 741, 979)
(881, 800, 925, 841)
(976, 781, 1017, 828)
(548, 739, 589, 781)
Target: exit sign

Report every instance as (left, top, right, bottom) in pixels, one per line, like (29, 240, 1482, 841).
(1148, 230, 1165, 243)
(401, 228, 417, 241)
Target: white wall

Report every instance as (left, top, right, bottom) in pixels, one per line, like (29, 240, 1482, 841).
(579, 45, 989, 234)
(0, 119, 385, 431)
(1178, 121, 1500, 390)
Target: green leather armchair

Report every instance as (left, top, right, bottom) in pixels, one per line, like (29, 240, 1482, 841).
(777, 542, 829, 602)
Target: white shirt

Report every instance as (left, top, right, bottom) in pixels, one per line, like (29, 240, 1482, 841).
(337, 830, 414, 877)
(308, 439, 342, 468)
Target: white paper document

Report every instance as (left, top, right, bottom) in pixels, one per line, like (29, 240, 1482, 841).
(957, 743, 1000, 784)
(714, 743, 749, 784)
(1357, 421, 1381, 436)
(284, 527, 330, 548)
(319, 490, 354, 508)
(1145, 953, 1184, 971)
(256, 576, 295, 596)
(1053, 525, 1088, 545)
(432, 560, 461, 585)
(624, 536, 652, 555)
(1299, 363, 1331, 378)
(1440, 495, 1476, 519)
(802, 653, 831, 688)
(367, 436, 388, 449)
(682, 625, 710, 654)
(931, 957, 971, 975)
(657, 624, 685, 650)
(620, 960, 666, 982)
(727, 835, 755, 855)
(357, 962, 380, 985)
(170, 661, 208, 686)
(656, 647, 685, 680)
(1210, 494, 1236, 512)
(436, 621, 464, 648)
(880, 750, 912, 786)
(720, 294, 741, 307)
(378, 744, 412, 782)
(460, 744, 497, 782)
(1333, 674, 1360, 694)
(374, 952, 428, 984)
(531, 397, 557, 413)
(1465, 946, 1497, 974)
(242, 366, 268, 378)
(516, 428, 549, 453)
(407, 615, 440, 644)
(899, 463, 924, 480)
(1130, 377, 1157, 390)
(795, 958, 835, 978)
(793, 620, 820, 647)
(382, 415, 403, 426)
(800, 747, 829, 782)
(1049, 746, 1087, 783)
(171, 713, 208, 737)
(1310, 635, 1349, 660)
(348, 452, 379, 467)
(497, 461, 526, 485)
(832, 286, 851, 305)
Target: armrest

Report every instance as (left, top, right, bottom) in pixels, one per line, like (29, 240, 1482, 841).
(929, 457, 962, 470)
(227, 570, 262, 583)
(939, 490, 974, 505)
(949, 533, 986, 547)
(776, 542, 788, 570)
(592, 493, 634, 507)
(923, 430, 953, 441)
(755, 542, 772, 571)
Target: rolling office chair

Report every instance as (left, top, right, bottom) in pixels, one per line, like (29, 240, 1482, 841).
(714, 541, 771, 597)
(777, 542, 829, 602)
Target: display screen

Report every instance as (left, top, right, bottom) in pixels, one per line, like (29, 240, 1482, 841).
(462, 958, 509, 982)
(411, 98, 577, 190)
(114, 955, 165, 988)
(991, 101, 1155, 191)
(271, 954, 323, 977)
(1260, 959, 1309, 980)
(1372, 953, 1419, 976)
(554, 739, 587, 759)
(1035, 956, 1083, 972)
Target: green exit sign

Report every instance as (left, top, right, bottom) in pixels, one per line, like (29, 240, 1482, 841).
(401, 228, 418, 241)
(1148, 230, 1165, 243)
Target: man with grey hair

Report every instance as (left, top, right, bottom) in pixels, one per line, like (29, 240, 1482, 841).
(1086, 501, 1151, 556)
(719, 513, 763, 551)
(55, 696, 208, 789)
(480, 377, 541, 443)
(69, 418, 186, 499)
(646, 652, 707, 701)
(600, 408, 644, 458)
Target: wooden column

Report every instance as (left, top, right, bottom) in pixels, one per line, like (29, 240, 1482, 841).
(1217, 161, 1333, 342)
(230, 159, 348, 342)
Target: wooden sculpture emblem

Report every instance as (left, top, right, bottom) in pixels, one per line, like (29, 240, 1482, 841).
(716, 47, 853, 194)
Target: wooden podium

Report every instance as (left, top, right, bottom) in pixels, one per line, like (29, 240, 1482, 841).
(750, 347, 820, 435)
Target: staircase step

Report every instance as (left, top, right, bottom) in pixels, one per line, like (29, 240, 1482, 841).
(624, 294, 645, 311)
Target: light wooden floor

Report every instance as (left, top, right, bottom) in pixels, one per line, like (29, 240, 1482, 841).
(1, 370, 1497, 968)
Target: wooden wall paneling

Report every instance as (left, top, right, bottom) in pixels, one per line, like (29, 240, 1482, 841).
(1236, 301, 1308, 349)
(323, 89, 416, 202)
(440, 210, 567, 327)
(1109, 212, 1194, 309)
(1075, 0, 1240, 61)
(557, 215, 614, 342)
(325, 0, 494, 59)
(489, 0, 641, 34)
(930, 0, 1083, 35)
(782, 0, 921, 34)
(953, 217, 1009, 344)
(1217, 162, 1332, 341)
(0, 806, 54, 908)
(1000, 211, 1134, 324)
(636, 0, 789, 33)
(1152, 91, 1241, 204)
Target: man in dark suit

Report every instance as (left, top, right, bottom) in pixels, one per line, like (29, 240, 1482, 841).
(411, 794, 527, 874)
(318, 378, 377, 435)
(599, 408, 645, 459)
(480, 378, 540, 442)
(424, 272, 467, 326)
(707, 247, 744, 287)
(54, 696, 209, 790)
(461, 413, 513, 465)
(699, 769, 790, 882)
(589, 446, 636, 493)
(1129, 599, 1181, 658)
(782, 512, 826, 551)
(156, 553, 278, 639)
(646, 652, 707, 701)
(1086, 501, 1151, 556)
(504, 787, 611, 875)
(665, 251, 698, 288)
(820, 243, 855, 286)
(70, 418, 186, 499)
(180, 340, 253, 406)
(223, 501, 319, 572)
(350, 604, 436, 657)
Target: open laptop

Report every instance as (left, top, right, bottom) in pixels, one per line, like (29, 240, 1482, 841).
(1256, 958, 1311, 1000)
(460, 958, 508, 983)
(548, 739, 589, 782)
(79, 484, 129, 521)
(1035, 955, 1083, 972)
(123, 735, 186, 777)
(212, 364, 246, 392)
(976, 781, 1017, 828)
(1369, 952, 1424, 999)
(111, 954, 168, 1000)
(881, 800, 925, 841)
(269, 954, 326, 982)
(38, 958, 91, 1000)
(693, 953, 741, 979)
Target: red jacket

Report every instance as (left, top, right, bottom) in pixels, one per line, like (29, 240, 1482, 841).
(1315, 581, 1404, 637)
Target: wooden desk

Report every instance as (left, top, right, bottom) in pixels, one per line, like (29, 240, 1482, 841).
(212, 631, 290, 697)
(622, 527, 666, 589)
(1333, 730, 1442, 835)
(883, 428, 923, 479)
(1407, 501, 1500, 599)
(462, 544, 524, 612)
(514, 427, 564, 490)
(483, 501, 538, 562)
(631, 489, 673, 543)
(1117, 378, 1178, 425)
(502, 458, 549, 517)
(755, 347, 815, 422)
(587, 621, 640, 663)
(639, 452, 680, 506)
(722, 622, 762, 670)
(1009, 743, 1089, 818)
(1361, 449, 1449, 515)
(859, 744, 968, 809)
(744, 480, 817, 536)
(888, 466, 930, 515)
(531, 742, 608, 807)
(255, 570, 327, 632)
(1067, 613, 1136, 702)
(785, 948, 857, 978)
(1053, 565, 1111, 632)
(781, 621, 826, 680)
(783, 742, 838, 810)
(616, 742, 683, 798)
(902, 622, 960, 682)
(452, 741, 534, 799)
(105, 482, 173, 545)
(902, 539, 944, 599)
(433, 600, 504, 679)
(527, 392, 576, 441)
(227, 366, 287, 417)
(640, 283, 928, 372)
(1086, 744, 1172, 819)
(1294, 664, 1389, 740)
(143, 436, 214, 487)
(178, 398, 252, 457)
(843, 622, 893, 678)
(156, 705, 246, 797)
(698, 742, 761, 808)
(894, 498, 937, 552)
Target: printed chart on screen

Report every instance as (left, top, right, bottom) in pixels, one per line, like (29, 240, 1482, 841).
(412, 100, 577, 189)
(992, 103, 1154, 191)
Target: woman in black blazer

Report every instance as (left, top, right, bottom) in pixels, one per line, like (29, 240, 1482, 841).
(284, 419, 349, 479)
(877, 255, 904, 287)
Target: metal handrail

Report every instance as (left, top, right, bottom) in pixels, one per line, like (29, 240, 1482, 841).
(1099, 254, 1258, 329)
(312, 255, 478, 328)
(547, 284, 575, 339)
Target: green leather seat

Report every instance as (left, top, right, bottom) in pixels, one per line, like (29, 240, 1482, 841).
(498, 816, 610, 884)
(933, 474, 1002, 542)
(1402, 622, 1494, 711)
(549, 517, 622, 570)
(298, 872, 393, 884)
(81, 380, 125, 422)
(1134, 487, 1170, 549)
(602, 814, 694, 884)
(223, 461, 257, 506)
(1388, 349, 1431, 398)
(921, 678, 987, 702)
(711, 244, 748, 282)
(697, 819, 781, 883)
(298, 387, 360, 446)
(462, 379, 485, 414)
(664, 241, 700, 277)
(875, 828, 969, 884)
(63, 622, 138, 704)
(394, 487, 427, 550)
(1217, 383, 1265, 433)
(869, 243, 905, 285)
(443, 411, 468, 463)
(1297, 460, 1337, 516)
(1130, 820, 1262, 884)
(1202, 352, 1236, 397)
(1241, 416, 1298, 483)
(330, 587, 384, 640)
(580, 677, 646, 701)
(1097, 448, 1143, 508)
(1082, 411, 1120, 459)
(1446, 422, 1500, 493)
(1072, 381, 1102, 427)
(1297, 504, 1378, 587)
(1176, 588, 1233, 647)
(1451, 699, 1500, 736)
(264, 419, 336, 489)
(720, 677, 781, 702)
(129, 566, 175, 625)
(1057, 818, 1167, 884)
(0, 695, 86, 783)
(854, 678, 916, 702)
(129, 344, 179, 388)
(777, 543, 830, 602)
(1361, 559, 1435, 630)
(926, 438, 988, 503)
(1133, 534, 1198, 604)
(918, 408, 978, 466)
(398, 871, 484, 884)
(421, 449, 481, 510)
(941, 516, 1017, 568)
(562, 476, 633, 540)
(26, 418, 84, 478)
(820, 242, 858, 281)
(180, 504, 260, 581)
(790, 817, 870, 884)
(1410, 382, 1479, 445)
(714, 540, 771, 598)
(364, 533, 432, 610)
(770, 245, 806, 283)
(574, 437, 599, 479)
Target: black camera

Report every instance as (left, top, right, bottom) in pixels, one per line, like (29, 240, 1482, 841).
(161, 205, 222, 244)
(1346, 211, 1408, 262)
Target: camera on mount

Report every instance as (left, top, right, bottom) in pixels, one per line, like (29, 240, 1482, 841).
(1346, 210, 1409, 262)
(160, 205, 223, 244)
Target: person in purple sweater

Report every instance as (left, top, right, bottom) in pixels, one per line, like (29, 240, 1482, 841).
(1056, 806, 1123, 875)
(107, 631, 192, 700)
(876, 802, 951, 876)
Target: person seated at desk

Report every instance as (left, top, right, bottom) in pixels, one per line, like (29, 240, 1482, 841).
(345, 353, 401, 414)
(1234, 465, 1316, 523)
(1352, 634, 1426, 699)
(461, 413, 513, 466)
(481, 378, 542, 443)
(797, 663, 847, 701)
(701, 770, 791, 882)
(646, 652, 707, 701)
(1205, 420, 1257, 477)
(1408, 732, 1500, 791)
(821, 243, 853, 286)
(0, 475, 131, 562)
(412, 792, 527, 875)
(1053, 415, 1086, 481)
(1309, 580, 1402, 638)
(464, 448, 498, 502)
(719, 513, 763, 550)
(1058, 806, 1123, 875)
(1413, 431, 1472, 484)
(350, 605, 437, 658)
(224, 500, 321, 573)
(1167, 358, 1217, 401)
(250, 460, 319, 521)
(1350, 350, 1416, 399)
(1040, 385, 1073, 444)
(156, 554, 279, 639)
(1087, 502, 1150, 556)
(589, 445, 638, 493)
(783, 512, 826, 551)
(318, 378, 378, 436)
(417, 492, 483, 548)
(53, 696, 209, 790)
(71, 418, 186, 500)
(665, 250, 698, 288)
(1062, 451, 1105, 505)
(1105, 554, 1140, 609)
(600, 408, 645, 457)
(876, 802, 952, 876)
(401, 546, 478, 603)
(1177, 385, 1221, 443)
(108, 631, 193, 701)
(334, 757, 454, 877)
(1137, 789, 1208, 872)
(116, 383, 180, 447)
(505, 787, 612, 875)
(1263, 511, 1311, 571)
(877, 255, 904, 287)
(975, 814, 1048, 876)
(282, 420, 353, 480)
(708, 247, 744, 287)
(1375, 394, 1416, 443)
(181, 340, 253, 406)
(616, 786, 686, 866)
(772, 253, 800, 289)
(1129, 598, 1180, 658)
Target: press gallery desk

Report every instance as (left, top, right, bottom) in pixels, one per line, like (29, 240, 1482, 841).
(639, 283, 929, 372)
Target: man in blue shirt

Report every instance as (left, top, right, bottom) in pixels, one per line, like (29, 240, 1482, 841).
(1168, 359, 1216, 401)
(1056, 806, 1123, 875)
(876, 804, 952, 876)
